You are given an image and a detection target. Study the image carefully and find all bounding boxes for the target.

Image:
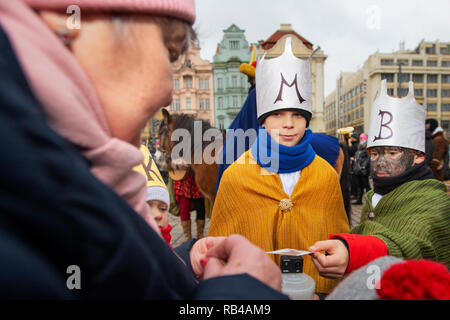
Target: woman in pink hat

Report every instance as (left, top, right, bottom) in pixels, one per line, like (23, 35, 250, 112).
(0, 0, 284, 299)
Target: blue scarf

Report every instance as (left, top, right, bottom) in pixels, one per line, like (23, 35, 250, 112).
(251, 126, 316, 173)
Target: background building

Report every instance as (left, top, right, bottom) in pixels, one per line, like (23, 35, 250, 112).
(256, 24, 328, 132)
(142, 44, 214, 148)
(325, 40, 450, 137)
(213, 24, 252, 129)
(167, 43, 215, 126)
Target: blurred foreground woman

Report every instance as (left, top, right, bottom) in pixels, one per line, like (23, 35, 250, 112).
(0, 0, 285, 299)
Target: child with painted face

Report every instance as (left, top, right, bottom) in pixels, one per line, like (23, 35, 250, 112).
(309, 80, 450, 279)
(208, 36, 350, 295)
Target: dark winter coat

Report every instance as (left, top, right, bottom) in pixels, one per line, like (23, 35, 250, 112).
(0, 25, 287, 300)
(353, 145, 370, 176)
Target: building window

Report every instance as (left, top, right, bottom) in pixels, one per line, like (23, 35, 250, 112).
(219, 118, 224, 130)
(398, 88, 409, 97)
(442, 89, 450, 98)
(217, 78, 223, 90)
(414, 89, 423, 97)
(232, 76, 238, 88)
(175, 99, 180, 111)
(427, 89, 438, 97)
(397, 59, 409, 66)
(442, 61, 450, 67)
(229, 40, 240, 49)
(185, 76, 193, 89)
(170, 102, 174, 111)
(381, 59, 394, 66)
(412, 60, 423, 66)
(440, 45, 450, 54)
(427, 60, 438, 67)
(425, 45, 436, 54)
(174, 79, 179, 90)
(232, 96, 238, 108)
(218, 97, 223, 110)
(398, 73, 410, 82)
(442, 103, 450, 112)
(427, 74, 438, 83)
(412, 74, 424, 83)
(186, 97, 191, 110)
(199, 79, 209, 90)
(427, 103, 437, 112)
(442, 74, 450, 83)
(381, 73, 394, 82)
(199, 99, 211, 110)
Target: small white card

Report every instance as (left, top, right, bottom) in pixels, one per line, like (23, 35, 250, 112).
(266, 249, 313, 256)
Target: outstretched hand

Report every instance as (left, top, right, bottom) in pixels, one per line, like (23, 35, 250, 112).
(202, 234, 282, 291)
(190, 236, 226, 278)
(308, 240, 349, 279)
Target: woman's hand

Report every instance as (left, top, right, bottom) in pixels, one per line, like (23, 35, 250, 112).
(308, 240, 349, 279)
(190, 236, 226, 278)
(203, 235, 282, 291)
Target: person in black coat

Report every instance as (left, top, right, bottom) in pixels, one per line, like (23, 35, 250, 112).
(348, 132, 360, 199)
(352, 138, 371, 205)
(0, 1, 286, 300)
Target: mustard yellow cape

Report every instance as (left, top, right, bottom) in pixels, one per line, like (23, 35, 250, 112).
(209, 150, 350, 294)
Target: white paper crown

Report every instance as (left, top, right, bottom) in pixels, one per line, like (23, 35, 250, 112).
(367, 80, 426, 152)
(255, 37, 313, 120)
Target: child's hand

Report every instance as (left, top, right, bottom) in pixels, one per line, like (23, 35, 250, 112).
(308, 240, 349, 279)
(190, 236, 226, 278)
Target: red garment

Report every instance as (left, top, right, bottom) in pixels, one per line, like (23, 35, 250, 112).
(178, 195, 192, 221)
(377, 259, 450, 300)
(160, 224, 173, 248)
(330, 233, 388, 274)
(173, 171, 203, 200)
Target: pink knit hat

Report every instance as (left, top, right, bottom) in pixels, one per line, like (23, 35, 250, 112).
(359, 133, 368, 141)
(23, 0, 196, 24)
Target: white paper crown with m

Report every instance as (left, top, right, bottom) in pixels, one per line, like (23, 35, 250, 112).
(368, 80, 426, 153)
(255, 36, 313, 120)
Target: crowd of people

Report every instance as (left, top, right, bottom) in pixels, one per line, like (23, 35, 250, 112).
(0, 0, 449, 300)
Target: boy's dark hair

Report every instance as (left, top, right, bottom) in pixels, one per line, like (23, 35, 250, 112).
(258, 109, 311, 127)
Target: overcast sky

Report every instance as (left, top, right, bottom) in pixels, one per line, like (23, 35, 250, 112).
(193, 0, 450, 96)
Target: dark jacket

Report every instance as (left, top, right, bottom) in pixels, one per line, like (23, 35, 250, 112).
(425, 130, 435, 167)
(0, 26, 287, 300)
(353, 144, 370, 176)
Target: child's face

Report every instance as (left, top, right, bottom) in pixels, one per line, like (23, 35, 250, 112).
(147, 200, 169, 229)
(262, 110, 307, 147)
(368, 146, 423, 178)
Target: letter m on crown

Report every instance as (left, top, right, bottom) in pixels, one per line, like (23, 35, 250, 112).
(274, 73, 306, 104)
